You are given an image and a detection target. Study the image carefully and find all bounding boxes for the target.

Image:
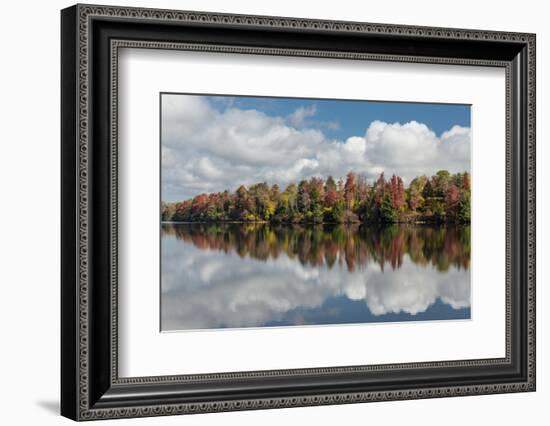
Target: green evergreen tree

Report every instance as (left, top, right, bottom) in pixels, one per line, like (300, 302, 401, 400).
(379, 194, 398, 223)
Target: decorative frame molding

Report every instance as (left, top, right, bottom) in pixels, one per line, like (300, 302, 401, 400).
(61, 3, 535, 421)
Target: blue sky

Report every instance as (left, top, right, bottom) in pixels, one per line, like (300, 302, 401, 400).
(161, 93, 471, 201)
(208, 94, 470, 139)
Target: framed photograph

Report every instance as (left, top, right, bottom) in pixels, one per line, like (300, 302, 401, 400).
(61, 4, 536, 421)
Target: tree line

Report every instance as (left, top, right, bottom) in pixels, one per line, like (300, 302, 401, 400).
(161, 170, 471, 224)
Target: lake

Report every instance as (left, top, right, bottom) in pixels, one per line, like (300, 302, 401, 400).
(161, 223, 471, 331)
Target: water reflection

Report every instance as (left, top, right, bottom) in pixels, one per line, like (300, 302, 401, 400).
(161, 223, 471, 331)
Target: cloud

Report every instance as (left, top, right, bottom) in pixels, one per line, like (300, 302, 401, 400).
(287, 104, 317, 127)
(364, 267, 470, 316)
(162, 95, 471, 201)
(161, 239, 470, 330)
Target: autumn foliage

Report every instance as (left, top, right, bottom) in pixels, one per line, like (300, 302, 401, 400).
(161, 170, 471, 224)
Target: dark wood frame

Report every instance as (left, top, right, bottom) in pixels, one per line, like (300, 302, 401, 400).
(61, 3, 536, 421)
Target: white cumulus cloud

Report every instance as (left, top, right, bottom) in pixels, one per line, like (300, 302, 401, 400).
(161, 95, 471, 201)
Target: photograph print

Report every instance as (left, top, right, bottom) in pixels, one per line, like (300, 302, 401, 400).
(160, 93, 472, 332)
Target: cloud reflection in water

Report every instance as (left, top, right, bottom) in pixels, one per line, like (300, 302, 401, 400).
(161, 224, 470, 331)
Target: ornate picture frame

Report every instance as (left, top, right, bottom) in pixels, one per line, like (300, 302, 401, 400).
(61, 4, 535, 421)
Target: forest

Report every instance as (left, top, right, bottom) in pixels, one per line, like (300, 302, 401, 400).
(161, 170, 471, 224)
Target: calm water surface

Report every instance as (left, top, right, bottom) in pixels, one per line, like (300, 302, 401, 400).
(161, 223, 471, 331)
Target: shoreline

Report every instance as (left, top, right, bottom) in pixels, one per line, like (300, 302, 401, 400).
(161, 220, 470, 225)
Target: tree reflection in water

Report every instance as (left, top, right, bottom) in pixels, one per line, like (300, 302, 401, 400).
(161, 223, 470, 273)
(161, 223, 471, 331)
